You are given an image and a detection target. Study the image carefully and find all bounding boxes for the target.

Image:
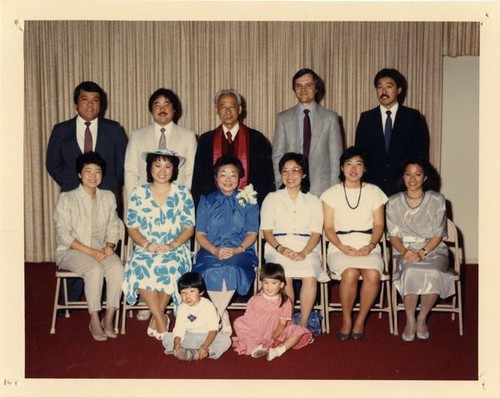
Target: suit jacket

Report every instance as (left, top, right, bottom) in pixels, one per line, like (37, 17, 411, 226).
(46, 116, 127, 214)
(191, 125, 275, 206)
(124, 123, 197, 200)
(354, 105, 430, 196)
(272, 103, 343, 196)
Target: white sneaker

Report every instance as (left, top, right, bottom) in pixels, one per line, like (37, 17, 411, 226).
(137, 309, 151, 321)
(221, 310, 232, 335)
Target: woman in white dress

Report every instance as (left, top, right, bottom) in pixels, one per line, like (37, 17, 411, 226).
(321, 146, 388, 341)
(261, 153, 327, 328)
(386, 159, 455, 341)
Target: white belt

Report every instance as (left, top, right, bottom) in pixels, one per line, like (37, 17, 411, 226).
(402, 236, 427, 243)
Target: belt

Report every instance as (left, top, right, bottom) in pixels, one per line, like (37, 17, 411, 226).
(336, 229, 372, 235)
(273, 233, 311, 237)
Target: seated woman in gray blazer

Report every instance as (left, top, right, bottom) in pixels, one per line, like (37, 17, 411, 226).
(54, 152, 124, 342)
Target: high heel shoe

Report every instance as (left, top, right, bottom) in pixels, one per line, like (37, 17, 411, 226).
(416, 330, 430, 340)
(101, 319, 118, 339)
(147, 317, 157, 338)
(89, 324, 107, 342)
(155, 315, 170, 340)
(402, 332, 415, 342)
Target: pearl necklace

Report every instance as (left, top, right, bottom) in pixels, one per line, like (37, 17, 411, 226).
(343, 182, 362, 210)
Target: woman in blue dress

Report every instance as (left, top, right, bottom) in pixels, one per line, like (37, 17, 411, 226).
(194, 156, 259, 335)
(123, 149, 195, 340)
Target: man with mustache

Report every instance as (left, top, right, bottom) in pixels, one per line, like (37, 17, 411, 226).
(124, 88, 197, 322)
(124, 88, 197, 201)
(355, 68, 429, 196)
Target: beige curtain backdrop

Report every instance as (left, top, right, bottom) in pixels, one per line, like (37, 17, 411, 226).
(24, 21, 479, 262)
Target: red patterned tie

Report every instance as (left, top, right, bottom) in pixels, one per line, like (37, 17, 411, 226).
(84, 121, 93, 153)
(226, 131, 233, 145)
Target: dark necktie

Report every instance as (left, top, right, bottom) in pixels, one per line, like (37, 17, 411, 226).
(158, 128, 166, 149)
(303, 109, 311, 157)
(384, 110, 392, 152)
(226, 131, 233, 145)
(84, 121, 93, 153)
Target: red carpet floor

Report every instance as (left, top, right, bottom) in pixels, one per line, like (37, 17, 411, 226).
(24, 263, 477, 380)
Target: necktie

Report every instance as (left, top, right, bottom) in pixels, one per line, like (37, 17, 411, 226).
(84, 121, 93, 153)
(303, 109, 311, 157)
(384, 110, 392, 152)
(158, 128, 166, 149)
(226, 131, 233, 145)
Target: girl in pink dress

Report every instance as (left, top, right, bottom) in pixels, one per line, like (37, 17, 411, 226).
(232, 263, 312, 361)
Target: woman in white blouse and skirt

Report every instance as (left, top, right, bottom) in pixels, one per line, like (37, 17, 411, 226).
(321, 146, 388, 341)
(261, 152, 328, 328)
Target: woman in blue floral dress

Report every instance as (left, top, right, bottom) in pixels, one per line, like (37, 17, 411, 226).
(193, 156, 259, 335)
(123, 149, 195, 340)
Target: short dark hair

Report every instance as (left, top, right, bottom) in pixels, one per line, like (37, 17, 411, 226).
(278, 152, 311, 193)
(213, 155, 245, 179)
(146, 153, 180, 183)
(292, 68, 325, 103)
(76, 151, 106, 177)
(373, 68, 407, 103)
(259, 263, 288, 307)
(339, 146, 367, 182)
(399, 158, 441, 192)
(73, 81, 107, 114)
(148, 88, 182, 123)
(178, 272, 206, 293)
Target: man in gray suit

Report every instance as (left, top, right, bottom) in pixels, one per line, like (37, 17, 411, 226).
(272, 68, 343, 196)
(124, 88, 197, 201)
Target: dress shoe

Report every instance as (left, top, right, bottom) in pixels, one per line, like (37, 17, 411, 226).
(350, 331, 364, 340)
(101, 320, 118, 338)
(147, 317, 157, 338)
(402, 332, 415, 342)
(89, 324, 107, 342)
(176, 347, 195, 361)
(416, 330, 430, 340)
(154, 315, 171, 340)
(337, 331, 350, 341)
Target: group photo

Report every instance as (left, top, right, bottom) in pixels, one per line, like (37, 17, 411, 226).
(1, 3, 493, 397)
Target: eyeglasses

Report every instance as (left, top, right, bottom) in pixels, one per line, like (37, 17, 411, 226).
(280, 167, 302, 176)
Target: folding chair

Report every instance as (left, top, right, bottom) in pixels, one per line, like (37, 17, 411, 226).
(322, 232, 393, 335)
(50, 220, 126, 334)
(391, 218, 464, 336)
(257, 230, 328, 334)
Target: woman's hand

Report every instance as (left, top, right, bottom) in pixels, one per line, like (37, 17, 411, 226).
(402, 248, 421, 263)
(156, 243, 175, 253)
(215, 247, 235, 260)
(101, 246, 115, 257)
(278, 246, 304, 261)
(357, 243, 375, 256)
(144, 242, 159, 253)
(338, 243, 359, 256)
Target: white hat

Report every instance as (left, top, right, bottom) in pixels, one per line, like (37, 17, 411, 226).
(142, 148, 186, 167)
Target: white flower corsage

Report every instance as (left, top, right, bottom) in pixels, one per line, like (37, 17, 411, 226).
(236, 184, 258, 207)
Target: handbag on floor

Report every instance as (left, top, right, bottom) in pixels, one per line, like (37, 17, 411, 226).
(293, 310, 322, 337)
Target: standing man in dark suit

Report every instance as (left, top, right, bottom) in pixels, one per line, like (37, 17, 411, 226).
(46, 81, 127, 302)
(272, 68, 343, 196)
(355, 68, 429, 196)
(192, 89, 274, 206)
